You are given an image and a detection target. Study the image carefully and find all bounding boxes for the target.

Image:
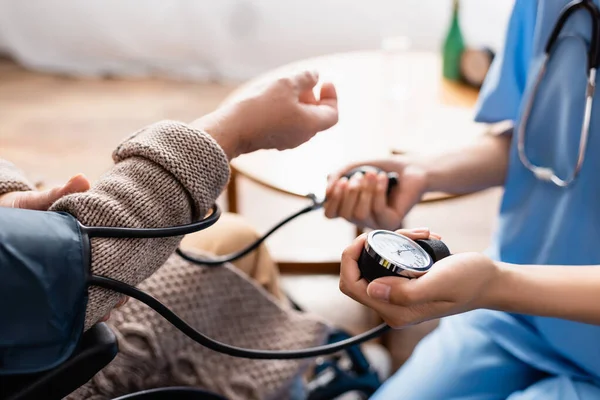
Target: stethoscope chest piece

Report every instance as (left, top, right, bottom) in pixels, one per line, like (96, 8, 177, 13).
(358, 230, 451, 281)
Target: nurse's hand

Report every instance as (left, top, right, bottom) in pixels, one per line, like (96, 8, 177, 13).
(339, 231, 499, 328)
(324, 158, 428, 230)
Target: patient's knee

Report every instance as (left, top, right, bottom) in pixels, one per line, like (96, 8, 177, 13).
(180, 212, 262, 255)
(178, 212, 282, 300)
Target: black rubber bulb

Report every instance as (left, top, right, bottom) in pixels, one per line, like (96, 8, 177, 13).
(342, 166, 399, 196)
(414, 238, 452, 264)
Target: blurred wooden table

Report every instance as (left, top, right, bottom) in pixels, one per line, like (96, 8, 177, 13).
(224, 50, 486, 271)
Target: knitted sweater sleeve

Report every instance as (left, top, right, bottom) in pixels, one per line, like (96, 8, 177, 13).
(0, 158, 36, 196)
(49, 120, 230, 329)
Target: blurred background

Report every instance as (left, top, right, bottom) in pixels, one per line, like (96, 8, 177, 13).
(0, 0, 514, 379)
(0, 0, 512, 80)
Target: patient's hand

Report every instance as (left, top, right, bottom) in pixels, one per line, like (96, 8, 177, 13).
(193, 70, 338, 159)
(0, 174, 90, 210)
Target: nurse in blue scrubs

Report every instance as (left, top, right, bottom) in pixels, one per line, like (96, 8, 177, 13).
(326, 0, 600, 398)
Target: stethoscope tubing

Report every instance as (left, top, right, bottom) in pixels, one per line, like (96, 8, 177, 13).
(518, 0, 600, 187)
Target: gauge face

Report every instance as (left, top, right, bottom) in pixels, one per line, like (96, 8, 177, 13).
(367, 230, 432, 270)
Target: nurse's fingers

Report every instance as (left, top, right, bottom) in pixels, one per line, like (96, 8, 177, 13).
(340, 234, 366, 277)
(338, 174, 362, 221)
(367, 275, 425, 306)
(339, 253, 406, 312)
(394, 228, 432, 241)
(353, 171, 377, 222)
(339, 234, 371, 303)
(394, 228, 441, 241)
(324, 178, 347, 219)
(371, 172, 389, 215)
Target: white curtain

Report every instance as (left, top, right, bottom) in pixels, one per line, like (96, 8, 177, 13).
(0, 0, 514, 81)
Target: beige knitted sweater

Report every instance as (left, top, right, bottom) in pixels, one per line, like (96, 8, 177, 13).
(0, 121, 328, 400)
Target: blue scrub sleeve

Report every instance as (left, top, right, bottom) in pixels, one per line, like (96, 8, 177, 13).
(473, 0, 538, 124)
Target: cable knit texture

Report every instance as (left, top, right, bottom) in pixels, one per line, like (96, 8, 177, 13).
(0, 120, 329, 398)
(67, 254, 329, 400)
(0, 159, 35, 196)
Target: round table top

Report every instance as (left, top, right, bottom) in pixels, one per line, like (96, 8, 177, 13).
(227, 50, 487, 201)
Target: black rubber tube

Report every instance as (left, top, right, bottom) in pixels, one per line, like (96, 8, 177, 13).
(89, 274, 390, 360)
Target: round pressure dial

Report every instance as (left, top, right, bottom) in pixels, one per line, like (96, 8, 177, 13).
(358, 230, 451, 281)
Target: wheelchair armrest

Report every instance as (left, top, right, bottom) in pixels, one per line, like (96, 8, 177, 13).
(1, 323, 118, 400)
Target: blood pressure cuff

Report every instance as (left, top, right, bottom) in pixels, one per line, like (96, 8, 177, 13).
(0, 207, 88, 375)
(0, 204, 218, 375)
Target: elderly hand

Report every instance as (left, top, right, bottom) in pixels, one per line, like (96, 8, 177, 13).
(0, 174, 90, 210)
(194, 70, 338, 159)
(324, 157, 428, 231)
(0, 173, 128, 320)
(339, 229, 499, 328)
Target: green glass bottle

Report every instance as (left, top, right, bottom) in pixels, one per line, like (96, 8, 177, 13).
(442, 0, 465, 81)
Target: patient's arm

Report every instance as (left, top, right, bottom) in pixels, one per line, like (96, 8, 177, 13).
(50, 121, 231, 329)
(2, 71, 338, 329)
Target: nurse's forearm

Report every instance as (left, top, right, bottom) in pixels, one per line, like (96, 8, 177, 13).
(413, 129, 512, 195)
(487, 262, 600, 325)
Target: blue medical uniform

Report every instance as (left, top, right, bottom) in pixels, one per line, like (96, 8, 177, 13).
(372, 1, 600, 399)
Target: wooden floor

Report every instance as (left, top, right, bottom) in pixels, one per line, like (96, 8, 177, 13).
(0, 57, 236, 187)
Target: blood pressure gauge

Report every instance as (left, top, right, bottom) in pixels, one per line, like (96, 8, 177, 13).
(358, 230, 451, 281)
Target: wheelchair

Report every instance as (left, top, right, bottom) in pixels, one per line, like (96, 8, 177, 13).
(0, 322, 382, 400)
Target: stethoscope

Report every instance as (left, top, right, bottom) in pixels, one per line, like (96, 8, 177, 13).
(517, 0, 600, 187)
(85, 166, 451, 360)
